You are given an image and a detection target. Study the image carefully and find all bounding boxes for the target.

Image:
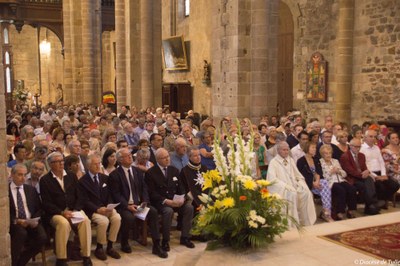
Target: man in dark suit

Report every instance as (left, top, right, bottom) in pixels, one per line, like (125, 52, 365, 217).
(179, 147, 208, 212)
(145, 148, 195, 252)
(39, 152, 92, 266)
(149, 133, 163, 165)
(286, 124, 303, 149)
(79, 154, 121, 261)
(340, 138, 383, 215)
(108, 148, 167, 258)
(316, 130, 342, 160)
(9, 164, 47, 266)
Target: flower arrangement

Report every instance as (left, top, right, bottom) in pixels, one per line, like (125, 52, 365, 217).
(192, 124, 291, 250)
(12, 87, 29, 103)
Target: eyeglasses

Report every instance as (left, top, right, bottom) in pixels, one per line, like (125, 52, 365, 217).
(51, 160, 64, 164)
(350, 145, 361, 148)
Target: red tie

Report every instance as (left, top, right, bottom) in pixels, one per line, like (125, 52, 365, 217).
(188, 138, 193, 144)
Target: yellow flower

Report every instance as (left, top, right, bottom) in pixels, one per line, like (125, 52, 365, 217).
(243, 179, 257, 190)
(202, 178, 213, 191)
(208, 170, 223, 183)
(221, 197, 235, 208)
(256, 180, 271, 187)
(260, 187, 270, 199)
(197, 214, 207, 226)
(214, 200, 224, 209)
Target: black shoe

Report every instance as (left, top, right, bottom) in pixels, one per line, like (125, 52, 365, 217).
(346, 211, 357, 219)
(375, 200, 386, 209)
(82, 257, 93, 266)
(364, 206, 380, 215)
(191, 235, 207, 242)
(180, 238, 195, 248)
(94, 248, 107, 261)
(107, 248, 121, 259)
(121, 243, 132, 253)
(161, 240, 170, 252)
(152, 244, 168, 258)
(56, 259, 67, 266)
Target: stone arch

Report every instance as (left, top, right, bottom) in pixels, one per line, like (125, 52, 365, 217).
(5, 24, 63, 107)
(277, 1, 295, 116)
(278, 0, 303, 112)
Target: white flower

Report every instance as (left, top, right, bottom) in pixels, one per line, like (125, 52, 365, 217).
(198, 193, 212, 204)
(249, 210, 257, 220)
(256, 216, 266, 225)
(173, 177, 178, 182)
(194, 173, 205, 186)
(248, 220, 259, 228)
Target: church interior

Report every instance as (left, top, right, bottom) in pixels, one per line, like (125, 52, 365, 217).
(0, 0, 400, 265)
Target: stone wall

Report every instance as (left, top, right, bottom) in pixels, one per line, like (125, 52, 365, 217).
(162, 0, 213, 115)
(287, 0, 340, 121)
(351, 0, 400, 125)
(10, 25, 63, 105)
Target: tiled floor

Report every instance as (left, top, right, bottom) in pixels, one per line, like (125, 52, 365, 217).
(28, 206, 400, 266)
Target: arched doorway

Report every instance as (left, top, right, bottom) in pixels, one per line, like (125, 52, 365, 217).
(277, 1, 294, 116)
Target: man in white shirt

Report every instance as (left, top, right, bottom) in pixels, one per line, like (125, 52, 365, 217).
(267, 141, 316, 227)
(360, 130, 399, 206)
(291, 130, 309, 163)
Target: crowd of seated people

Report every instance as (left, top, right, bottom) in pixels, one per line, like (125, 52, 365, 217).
(5, 102, 400, 265)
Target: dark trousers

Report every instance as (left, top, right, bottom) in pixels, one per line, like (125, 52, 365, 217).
(10, 223, 47, 266)
(375, 178, 400, 201)
(119, 205, 160, 245)
(353, 176, 378, 207)
(159, 201, 194, 241)
(332, 182, 357, 213)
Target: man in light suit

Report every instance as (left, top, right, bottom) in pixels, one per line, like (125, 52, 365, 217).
(79, 154, 121, 261)
(145, 148, 195, 252)
(9, 164, 47, 266)
(40, 152, 92, 266)
(108, 148, 167, 258)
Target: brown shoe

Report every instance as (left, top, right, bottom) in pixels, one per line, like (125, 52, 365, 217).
(94, 248, 107, 261)
(319, 210, 334, 222)
(107, 248, 121, 259)
(336, 213, 345, 220)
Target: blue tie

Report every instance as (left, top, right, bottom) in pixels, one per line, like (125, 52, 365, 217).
(16, 187, 27, 219)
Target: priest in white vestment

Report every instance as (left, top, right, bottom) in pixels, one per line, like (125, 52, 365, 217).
(267, 141, 316, 227)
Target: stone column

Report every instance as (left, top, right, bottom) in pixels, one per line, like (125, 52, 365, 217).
(140, 0, 155, 107)
(115, 0, 127, 109)
(62, 0, 74, 103)
(212, 0, 252, 120)
(0, 31, 11, 265)
(334, 0, 355, 124)
(81, 0, 96, 103)
(250, 0, 279, 120)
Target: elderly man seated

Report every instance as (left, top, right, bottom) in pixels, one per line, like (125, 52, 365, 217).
(267, 141, 316, 227)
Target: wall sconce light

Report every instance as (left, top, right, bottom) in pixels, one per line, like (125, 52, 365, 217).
(202, 60, 211, 86)
(39, 39, 51, 55)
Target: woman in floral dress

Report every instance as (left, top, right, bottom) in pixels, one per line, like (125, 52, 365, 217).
(381, 132, 400, 184)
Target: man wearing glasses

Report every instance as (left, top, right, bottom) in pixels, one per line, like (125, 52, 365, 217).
(40, 152, 92, 266)
(340, 138, 384, 215)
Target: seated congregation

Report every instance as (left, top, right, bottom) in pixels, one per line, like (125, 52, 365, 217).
(6, 103, 400, 265)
